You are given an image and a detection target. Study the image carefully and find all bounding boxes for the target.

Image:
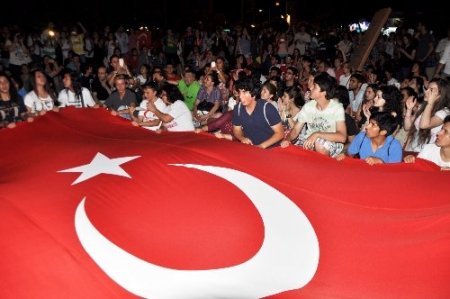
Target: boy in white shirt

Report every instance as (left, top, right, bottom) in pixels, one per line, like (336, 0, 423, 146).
(147, 84, 194, 132)
(282, 72, 347, 157)
(130, 82, 167, 131)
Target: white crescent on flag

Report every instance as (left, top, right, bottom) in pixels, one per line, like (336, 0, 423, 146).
(75, 164, 320, 298)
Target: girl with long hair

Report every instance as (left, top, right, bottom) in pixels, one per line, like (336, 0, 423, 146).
(23, 69, 58, 119)
(0, 72, 28, 128)
(404, 78, 450, 153)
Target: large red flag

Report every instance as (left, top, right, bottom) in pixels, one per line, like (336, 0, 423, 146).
(1, 108, 449, 298)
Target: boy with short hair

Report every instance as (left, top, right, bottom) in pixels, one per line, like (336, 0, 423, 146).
(232, 77, 284, 149)
(336, 112, 403, 165)
(282, 72, 347, 157)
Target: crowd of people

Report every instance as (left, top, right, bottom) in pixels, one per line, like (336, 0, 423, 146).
(1, 19, 449, 170)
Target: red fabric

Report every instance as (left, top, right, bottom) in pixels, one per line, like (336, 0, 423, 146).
(0, 107, 449, 298)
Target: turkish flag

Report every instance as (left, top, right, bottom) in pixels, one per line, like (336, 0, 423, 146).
(1, 107, 449, 298)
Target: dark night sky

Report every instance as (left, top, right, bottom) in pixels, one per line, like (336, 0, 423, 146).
(3, 0, 446, 33)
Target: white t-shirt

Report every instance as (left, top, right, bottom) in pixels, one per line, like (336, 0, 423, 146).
(58, 88, 96, 108)
(24, 91, 55, 113)
(164, 100, 195, 132)
(297, 99, 345, 137)
(294, 32, 311, 55)
(136, 75, 148, 86)
(138, 98, 167, 131)
(418, 143, 450, 168)
(9, 45, 32, 66)
(438, 42, 450, 76)
(435, 37, 449, 58)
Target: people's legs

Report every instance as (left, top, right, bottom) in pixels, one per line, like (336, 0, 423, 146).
(206, 111, 232, 132)
(314, 141, 330, 156)
(315, 138, 344, 157)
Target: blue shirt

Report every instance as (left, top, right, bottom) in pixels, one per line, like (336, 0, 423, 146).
(348, 131, 402, 163)
(232, 100, 282, 147)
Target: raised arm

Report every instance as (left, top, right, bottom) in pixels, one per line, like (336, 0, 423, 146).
(403, 96, 417, 131)
(419, 88, 442, 129)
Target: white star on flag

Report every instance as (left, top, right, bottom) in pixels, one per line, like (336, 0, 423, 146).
(58, 152, 140, 185)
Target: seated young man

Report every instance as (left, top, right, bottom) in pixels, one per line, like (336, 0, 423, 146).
(281, 72, 347, 157)
(104, 74, 137, 119)
(404, 115, 450, 170)
(129, 82, 167, 131)
(232, 77, 284, 149)
(336, 112, 403, 165)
